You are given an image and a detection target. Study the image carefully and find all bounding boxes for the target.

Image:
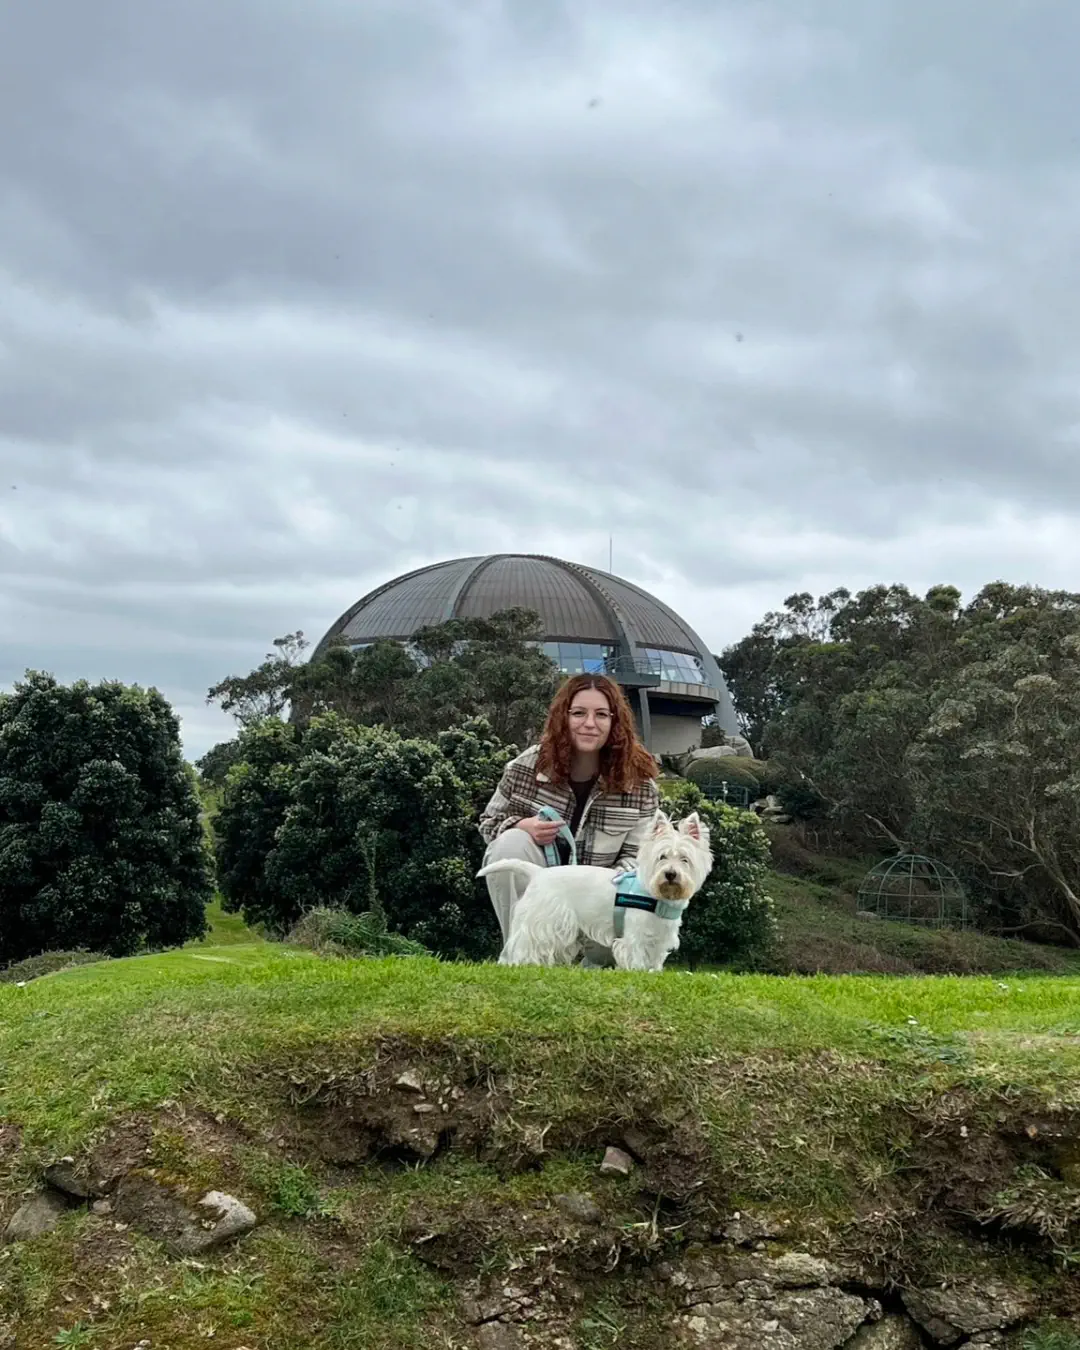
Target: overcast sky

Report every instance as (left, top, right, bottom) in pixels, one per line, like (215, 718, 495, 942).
(3, 2, 1079, 758)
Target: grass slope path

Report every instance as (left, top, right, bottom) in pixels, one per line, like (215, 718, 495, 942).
(1, 944, 1079, 1349)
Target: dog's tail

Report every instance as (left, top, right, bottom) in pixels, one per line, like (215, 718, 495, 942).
(475, 859, 545, 882)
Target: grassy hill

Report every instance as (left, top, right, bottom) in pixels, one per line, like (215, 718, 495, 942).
(752, 823, 1080, 978)
(2, 923, 1079, 1348)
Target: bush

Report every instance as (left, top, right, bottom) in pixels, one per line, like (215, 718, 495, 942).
(660, 779, 776, 969)
(774, 779, 830, 822)
(685, 756, 761, 793)
(214, 714, 506, 959)
(0, 672, 213, 963)
(288, 906, 428, 959)
(0, 949, 103, 983)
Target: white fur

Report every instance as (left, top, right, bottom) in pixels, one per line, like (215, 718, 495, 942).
(477, 810, 712, 972)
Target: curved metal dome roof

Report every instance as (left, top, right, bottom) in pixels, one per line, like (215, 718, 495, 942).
(312, 553, 737, 726)
(315, 555, 694, 652)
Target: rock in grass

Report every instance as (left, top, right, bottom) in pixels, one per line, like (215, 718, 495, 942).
(113, 1174, 257, 1255)
(621, 1127, 651, 1161)
(476, 1325, 526, 1350)
(599, 1146, 634, 1177)
(717, 1209, 788, 1245)
(3, 1190, 71, 1242)
(43, 1158, 96, 1199)
(666, 1250, 873, 1349)
(554, 1192, 602, 1224)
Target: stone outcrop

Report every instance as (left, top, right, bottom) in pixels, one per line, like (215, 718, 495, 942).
(660, 1250, 875, 1349)
(901, 1282, 1034, 1345)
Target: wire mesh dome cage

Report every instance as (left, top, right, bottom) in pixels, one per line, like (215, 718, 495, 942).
(857, 854, 970, 929)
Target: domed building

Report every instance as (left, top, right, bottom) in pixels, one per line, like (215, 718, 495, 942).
(312, 554, 738, 755)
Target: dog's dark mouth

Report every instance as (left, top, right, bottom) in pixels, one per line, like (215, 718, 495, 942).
(655, 880, 691, 901)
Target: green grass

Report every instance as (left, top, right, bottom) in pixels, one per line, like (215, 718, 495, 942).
(2, 940, 1079, 1346)
(194, 895, 265, 947)
(2, 943, 1078, 1152)
(1024, 1323, 1080, 1350)
(3, 1221, 454, 1349)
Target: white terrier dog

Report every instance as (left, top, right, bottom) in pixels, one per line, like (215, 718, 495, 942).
(478, 810, 712, 972)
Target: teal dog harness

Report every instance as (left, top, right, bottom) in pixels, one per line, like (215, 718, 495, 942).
(534, 810, 686, 940)
(611, 871, 688, 938)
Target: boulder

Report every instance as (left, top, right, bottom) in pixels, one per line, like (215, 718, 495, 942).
(716, 1210, 788, 1245)
(679, 1286, 869, 1349)
(476, 1326, 527, 1350)
(3, 1189, 72, 1243)
(843, 1315, 924, 1349)
(553, 1192, 602, 1225)
(901, 1282, 1033, 1345)
(43, 1158, 102, 1200)
(113, 1174, 257, 1256)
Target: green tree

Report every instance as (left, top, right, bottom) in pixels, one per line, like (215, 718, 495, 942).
(293, 639, 417, 727)
(909, 631, 1080, 943)
(206, 631, 309, 728)
(0, 672, 213, 963)
(414, 607, 559, 746)
(214, 715, 506, 958)
(208, 609, 558, 748)
(728, 579, 1080, 941)
(729, 583, 964, 844)
(210, 718, 306, 928)
(718, 589, 852, 751)
(195, 738, 245, 790)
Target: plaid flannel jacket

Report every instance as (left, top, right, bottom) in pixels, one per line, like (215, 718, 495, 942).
(478, 745, 660, 870)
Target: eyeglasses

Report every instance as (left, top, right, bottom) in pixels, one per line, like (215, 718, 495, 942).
(569, 708, 612, 723)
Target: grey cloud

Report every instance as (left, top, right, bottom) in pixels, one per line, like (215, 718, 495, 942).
(2, 0, 1080, 756)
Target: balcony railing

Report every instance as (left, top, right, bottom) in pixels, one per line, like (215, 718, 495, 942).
(603, 655, 663, 686)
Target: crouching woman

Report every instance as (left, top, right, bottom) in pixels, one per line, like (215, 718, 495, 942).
(478, 674, 660, 965)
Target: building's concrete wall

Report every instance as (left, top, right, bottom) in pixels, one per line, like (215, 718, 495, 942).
(648, 712, 706, 757)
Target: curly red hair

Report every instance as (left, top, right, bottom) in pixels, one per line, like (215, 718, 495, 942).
(536, 674, 658, 794)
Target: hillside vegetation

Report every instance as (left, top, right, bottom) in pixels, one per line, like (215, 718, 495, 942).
(1, 938, 1079, 1348)
(762, 825, 1080, 978)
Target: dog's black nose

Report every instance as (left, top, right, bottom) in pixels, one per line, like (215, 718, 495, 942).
(664, 869, 677, 883)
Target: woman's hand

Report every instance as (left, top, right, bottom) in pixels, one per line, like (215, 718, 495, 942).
(518, 815, 564, 847)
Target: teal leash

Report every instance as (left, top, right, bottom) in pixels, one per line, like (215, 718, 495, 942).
(537, 804, 578, 868)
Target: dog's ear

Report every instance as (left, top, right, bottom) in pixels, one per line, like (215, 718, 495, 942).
(650, 809, 673, 835)
(678, 811, 709, 842)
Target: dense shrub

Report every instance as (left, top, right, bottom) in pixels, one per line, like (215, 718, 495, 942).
(0, 672, 213, 963)
(660, 779, 776, 969)
(0, 949, 103, 983)
(774, 779, 830, 822)
(214, 714, 508, 959)
(685, 756, 761, 796)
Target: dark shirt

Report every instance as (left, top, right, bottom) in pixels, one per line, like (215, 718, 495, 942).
(556, 775, 598, 864)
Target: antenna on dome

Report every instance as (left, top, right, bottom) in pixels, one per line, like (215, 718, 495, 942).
(609, 535, 613, 573)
